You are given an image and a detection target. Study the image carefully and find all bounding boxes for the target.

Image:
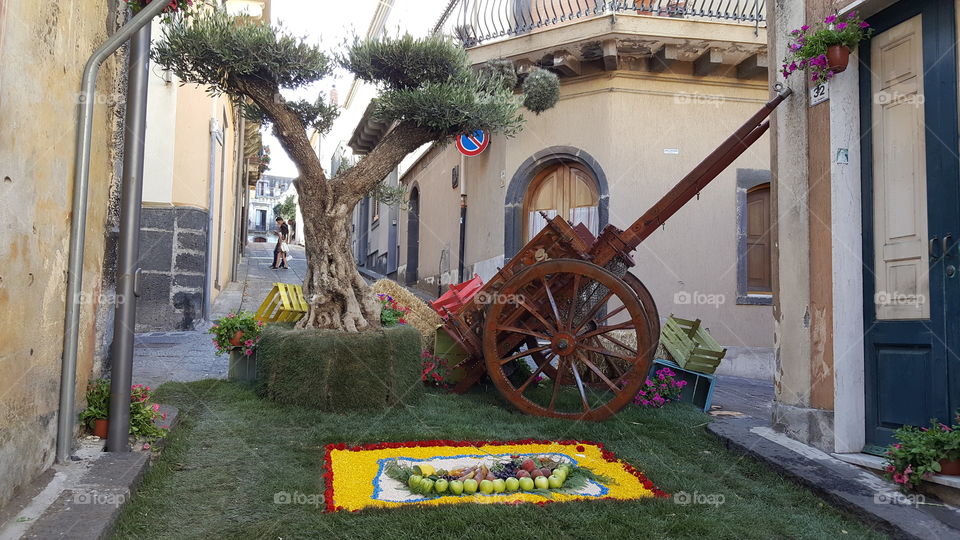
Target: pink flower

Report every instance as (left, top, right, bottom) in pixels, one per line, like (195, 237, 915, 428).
(859, 21, 870, 29)
(884, 465, 895, 473)
(824, 14, 837, 24)
(142, 443, 151, 450)
(244, 339, 254, 346)
(257, 320, 264, 327)
(836, 22, 848, 30)
(162, 412, 168, 420)
(893, 473, 907, 484)
(801, 24, 810, 31)
(847, 11, 858, 19)
(152, 403, 160, 412)
(245, 348, 254, 356)
(893, 444, 902, 449)
(904, 465, 913, 474)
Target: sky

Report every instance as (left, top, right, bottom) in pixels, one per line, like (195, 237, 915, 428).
(262, 0, 451, 178)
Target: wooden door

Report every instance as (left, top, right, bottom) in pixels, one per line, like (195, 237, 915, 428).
(524, 163, 599, 241)
(861, 0, 960, 450)
(745, 184, 772, 293)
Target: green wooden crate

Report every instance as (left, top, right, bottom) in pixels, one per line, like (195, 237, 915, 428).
(659, 315, 726, 374)
(433, 326, 470, 383)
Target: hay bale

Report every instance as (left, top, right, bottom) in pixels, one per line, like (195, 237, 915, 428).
(258, 324, 422, 412)
(372, 279, 442, 351)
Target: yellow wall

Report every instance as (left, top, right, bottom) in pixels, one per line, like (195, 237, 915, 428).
(401, 71, 774, 346)
(0, 1, 122, 508)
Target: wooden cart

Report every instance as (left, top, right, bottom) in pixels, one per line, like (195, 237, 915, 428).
(440, 86, 792, 421)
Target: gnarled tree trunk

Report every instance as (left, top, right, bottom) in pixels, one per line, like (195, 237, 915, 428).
(295, 193, 380, 332)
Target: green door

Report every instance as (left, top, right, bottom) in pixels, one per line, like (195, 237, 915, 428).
(860, 0, 960, 451)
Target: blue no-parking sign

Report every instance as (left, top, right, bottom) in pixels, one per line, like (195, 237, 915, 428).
(455, 130, 489, 157)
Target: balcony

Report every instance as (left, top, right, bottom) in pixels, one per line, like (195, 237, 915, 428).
(434, 0, 767, 48)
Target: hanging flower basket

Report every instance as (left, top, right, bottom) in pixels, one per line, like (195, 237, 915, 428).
(124, 0, 194, 14)
(781, 11, 873, 84)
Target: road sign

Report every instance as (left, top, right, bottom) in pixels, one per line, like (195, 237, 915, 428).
(455, 130, 489, 157)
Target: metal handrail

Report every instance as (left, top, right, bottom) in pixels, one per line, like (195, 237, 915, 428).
(435, 0, 766, 47)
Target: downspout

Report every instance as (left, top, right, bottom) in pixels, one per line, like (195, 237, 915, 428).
(57, 0, 170, 463)
(457, 153, 467, 283)
(204, 119, 222, 321)
(106, 18, 151, 451)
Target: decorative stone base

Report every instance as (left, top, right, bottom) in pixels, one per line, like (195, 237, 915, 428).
(772, 401, 836, 453)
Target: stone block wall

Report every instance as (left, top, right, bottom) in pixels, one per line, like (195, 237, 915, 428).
(136, 206, 209, 331)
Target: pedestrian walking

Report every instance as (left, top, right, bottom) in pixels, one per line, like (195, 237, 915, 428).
(270, 217, 290, 269)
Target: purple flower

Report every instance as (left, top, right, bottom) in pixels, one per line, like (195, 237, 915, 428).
(859, 21, 870, 28)
(801, 24, 810, 31)
(790, 29, 800, 35)
(789, 43, 802, 52)
(825, 14, 837, 24)
(846, 11, 857, 19)
(836, 22, 848, 30)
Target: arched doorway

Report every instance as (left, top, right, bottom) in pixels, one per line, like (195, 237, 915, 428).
(504, 146, 609, 260)
(406, 186, 420, 285)
(524, 162, 600, 241)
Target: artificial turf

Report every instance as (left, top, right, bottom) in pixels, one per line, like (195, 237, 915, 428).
(112, 380, 886, 540)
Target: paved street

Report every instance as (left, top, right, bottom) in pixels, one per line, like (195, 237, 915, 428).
(133, 241, 306, 387)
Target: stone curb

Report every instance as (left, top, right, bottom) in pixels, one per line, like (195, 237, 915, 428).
(707, 418, 960, 540)
(22, 406, 180, 540)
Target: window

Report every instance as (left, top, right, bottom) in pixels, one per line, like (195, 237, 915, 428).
(736, 169, 773, 305)
(370, 194, 380, 225)
(524, 163, 599, 240)
(256, 182, 264, 196)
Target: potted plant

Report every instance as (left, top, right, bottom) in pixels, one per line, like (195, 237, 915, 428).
(79, 380, 169, 441)
(209, 311, 264, 381)
(79, 379, 110, 438)
(781, 11, 873, 84)
(377, 293, 410, 327)
(883, 414, 960, 491)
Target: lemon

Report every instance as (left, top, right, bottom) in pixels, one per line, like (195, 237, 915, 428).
(413, 464, 436, 476)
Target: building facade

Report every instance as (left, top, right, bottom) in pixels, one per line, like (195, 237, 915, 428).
(769, 0, 960, 461)
(249, 173, 295, 236)
(391, 2, 775, 361)
(0, 0, 127, 512)
(135, 0, 270, 331)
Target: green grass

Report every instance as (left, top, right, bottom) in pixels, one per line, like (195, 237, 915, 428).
(113, 380, 886, 540)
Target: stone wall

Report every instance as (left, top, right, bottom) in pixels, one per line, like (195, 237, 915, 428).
(136, 206, 210, 331)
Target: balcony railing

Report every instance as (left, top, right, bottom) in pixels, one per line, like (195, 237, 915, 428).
(433, 0, 767, 47)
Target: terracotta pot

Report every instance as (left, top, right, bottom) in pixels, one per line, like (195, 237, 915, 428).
(827, 45, 850, 73)
(939, 458, 960, 475)
(229, 330, 245, 347)
(93, 418, 108, 439)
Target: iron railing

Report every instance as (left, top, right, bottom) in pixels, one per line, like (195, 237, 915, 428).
(433, 0, 766, 47)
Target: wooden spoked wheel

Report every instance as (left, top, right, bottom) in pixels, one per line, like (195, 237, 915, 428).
(482, 259, 655, 421)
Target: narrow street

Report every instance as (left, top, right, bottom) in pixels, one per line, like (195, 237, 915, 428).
(132, 241, 306, 387)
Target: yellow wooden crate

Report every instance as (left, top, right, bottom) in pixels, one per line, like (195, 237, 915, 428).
(256, 282, 308, 323)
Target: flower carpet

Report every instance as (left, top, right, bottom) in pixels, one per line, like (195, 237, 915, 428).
(323, 439, 666, 512)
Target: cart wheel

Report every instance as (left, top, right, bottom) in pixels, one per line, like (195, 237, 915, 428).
(482, 259, 655, 421)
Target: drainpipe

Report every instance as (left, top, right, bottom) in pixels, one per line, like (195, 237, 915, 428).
(106, 20, 151, 451)
(204, 119, 221, 321)
(457, 153, 467, 283)
(57, 0, 170, 463)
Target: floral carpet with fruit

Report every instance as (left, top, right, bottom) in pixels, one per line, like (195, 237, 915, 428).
(323, 440, 666, 512)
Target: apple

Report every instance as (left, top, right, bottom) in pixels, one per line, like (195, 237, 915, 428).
(547, 475, 563, 489)
(534, 476, 549, 490)
(505, 477, 520, 492)
(492, 478, 506, 493)
(463, 478, 479, 494)
(408, 474, 423, 490)
(479, 479, 494, 494)
(434, 478, 449, 494)
(553, 468, 567, 482)
(515, 470, 530, 478)
(531, 469, 544, 479)
(539, 468, 553, 478)
(449, 480, 464, 495)
(521, 459, 536, 472)
(518, 477, 535, 491)
(419, 478, 435, 494)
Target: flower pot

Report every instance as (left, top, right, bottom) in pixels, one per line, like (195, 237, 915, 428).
(827, 45, 850, 74)
(228, 348, 258, 382)
(229, 330, 245, 347)
(939, 458, 960, 475)
(93, 418, 108, 439)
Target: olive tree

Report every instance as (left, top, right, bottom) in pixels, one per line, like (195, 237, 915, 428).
(153, 10, 559, 331)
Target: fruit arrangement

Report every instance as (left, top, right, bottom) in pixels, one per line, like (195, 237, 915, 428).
(385, 455, 611, 498)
